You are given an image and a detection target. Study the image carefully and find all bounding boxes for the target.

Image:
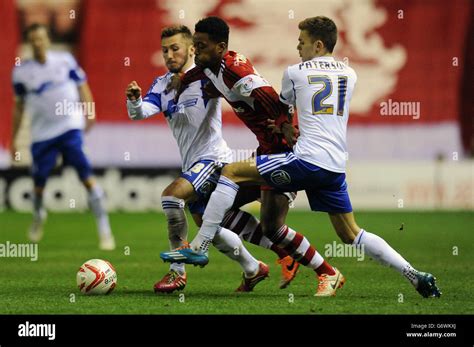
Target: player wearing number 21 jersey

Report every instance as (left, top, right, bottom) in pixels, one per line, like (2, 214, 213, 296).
(280, 57, 356, 173)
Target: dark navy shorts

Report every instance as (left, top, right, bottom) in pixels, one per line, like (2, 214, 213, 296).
(31, 129, 92, 187)
(256, 152, 352, 213)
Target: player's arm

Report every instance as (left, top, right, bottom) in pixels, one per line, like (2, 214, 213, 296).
(11, 71, 26, 159)
(66, 53, 95, 132)
(249, 84, 298, 146)
(273, 67, 299, 146)
(228, 63, 289, 123)
(170, 66, 207, 100)
(78, 82, 95, 132)
(125, 81, 161, 120)
(11, 96, 24, 158)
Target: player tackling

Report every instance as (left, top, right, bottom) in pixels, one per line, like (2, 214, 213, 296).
(126, 25, 302, 293)
(160, 17, 349, 297)
(163, 16, 441, 298)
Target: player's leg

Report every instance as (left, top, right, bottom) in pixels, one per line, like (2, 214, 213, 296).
(224, 186, 289, 260)
(222, 209, 288, 259)
(154, 170, 204, 293)
(162, 160, 225, 258)
(29, 139, 59, 242)
(157, 160, 266, 292)
(252, 153, 345, 293)
(328, 212, 441, 298)
(260, 189, 343, 294)
(60, 130, 114, 250)
(161, 177, 269, 290)
(212, 225, 268, 292)
(161, 178, 196, 271)
(223, 209, 298, 289)
(160, 153, 305, 267)
(192, 208, 269, 292)
(189, 158, 265, 254)
(82, 177, 115, 250)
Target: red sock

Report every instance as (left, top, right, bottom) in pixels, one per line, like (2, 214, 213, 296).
(315, 260, 336, 276)
(271, 244, 289, 259)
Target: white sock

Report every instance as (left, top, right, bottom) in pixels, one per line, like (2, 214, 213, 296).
(32, 193, 44, 219)
(170, 263, 186, 275)
(213, 227, 259, 277)
(88, 185, 112, 237)
(191, 176, 239, 253)
(162, 196, 188, 275)
(353, 229, 419, 286)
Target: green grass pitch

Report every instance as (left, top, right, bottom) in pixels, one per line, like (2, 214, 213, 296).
(0, 210, 473, 314)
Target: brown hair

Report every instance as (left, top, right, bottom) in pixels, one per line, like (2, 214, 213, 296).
(161, 25, 192, 40)
(24, 23, 50, 39)
(298, 16, 337, 53)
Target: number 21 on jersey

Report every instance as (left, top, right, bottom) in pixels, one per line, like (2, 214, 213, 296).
(308, 75, 347, 116)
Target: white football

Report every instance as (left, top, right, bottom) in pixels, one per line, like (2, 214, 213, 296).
(76, 259, 117, 295)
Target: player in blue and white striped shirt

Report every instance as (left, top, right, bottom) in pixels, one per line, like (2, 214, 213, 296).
(11, 24, 115, 250)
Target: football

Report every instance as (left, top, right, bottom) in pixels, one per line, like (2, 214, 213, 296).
(76, 259, 117, 295)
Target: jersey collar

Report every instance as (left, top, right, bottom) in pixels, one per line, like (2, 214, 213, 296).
(311, 56, 335, 61)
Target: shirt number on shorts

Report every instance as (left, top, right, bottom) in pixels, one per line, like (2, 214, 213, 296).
(308, 75, 347, 116)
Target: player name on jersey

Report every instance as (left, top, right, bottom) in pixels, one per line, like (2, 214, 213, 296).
(298, 59, 346, 71)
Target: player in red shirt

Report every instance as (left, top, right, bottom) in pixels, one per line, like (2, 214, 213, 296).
(161, 16, 344, 296)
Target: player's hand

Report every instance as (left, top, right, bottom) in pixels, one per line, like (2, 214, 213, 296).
(281, 122, 299, 147)
(267, 119, 298, 147)
(201, 81, 221, 99)
(84, 117, 95, 133)
(267, 119, 281, 134)
(126, 81, 141, 101)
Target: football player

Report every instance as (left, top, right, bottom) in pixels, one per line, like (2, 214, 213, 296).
(11, 23, 115, 250)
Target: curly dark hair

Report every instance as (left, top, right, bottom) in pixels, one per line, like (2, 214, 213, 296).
(195, 16, 229, 44)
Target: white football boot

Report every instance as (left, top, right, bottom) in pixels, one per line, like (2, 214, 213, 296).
(28, 208, 47, 243)
(99, 234, 116, 251)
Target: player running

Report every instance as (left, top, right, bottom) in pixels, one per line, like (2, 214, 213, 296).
(11, 23, 115, 250)
(126, 25, 300, 293)
(163, 17, 441, 298)
(160, 17, 345, 297)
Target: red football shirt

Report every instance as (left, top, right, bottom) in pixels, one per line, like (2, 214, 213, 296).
(180, 51, 291, 154)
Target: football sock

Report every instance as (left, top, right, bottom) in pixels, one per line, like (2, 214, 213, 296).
(315, 260, 336, 276)
(270, 225, 335, 275)
(170, 262, 185, 276)
(88, 184, 112, 237)
(353, 229, 419, 287)
(270, 244, 289, 259)
(191, 176, 239, 253)
(32, 192, 43, 218)
(221, 209, 289, 259)
(213, 227, 259, 277)
(161, 196, 188, 275)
